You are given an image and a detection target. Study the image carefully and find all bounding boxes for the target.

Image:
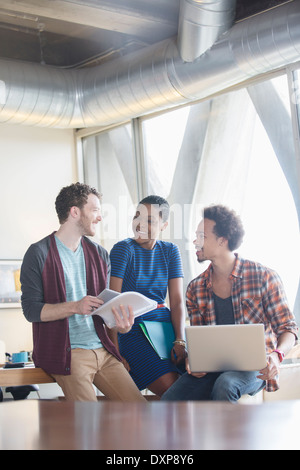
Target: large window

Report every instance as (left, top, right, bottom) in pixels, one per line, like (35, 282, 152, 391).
(81, 68, 300, 318)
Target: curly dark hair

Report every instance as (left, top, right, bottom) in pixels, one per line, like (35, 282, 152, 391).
(138, 195, 170, 222)
(204, 205, 244, 251)
(55, 182, 100, 224)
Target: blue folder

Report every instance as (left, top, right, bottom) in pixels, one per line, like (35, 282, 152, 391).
(140, 321, 175, 359)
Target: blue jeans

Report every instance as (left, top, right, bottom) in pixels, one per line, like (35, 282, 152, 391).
(161, 370, 265, 402)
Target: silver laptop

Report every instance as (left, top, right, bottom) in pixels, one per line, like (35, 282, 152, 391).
(185, 324, 267, 373)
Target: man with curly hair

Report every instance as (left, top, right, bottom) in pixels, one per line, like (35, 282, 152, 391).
(162, 205, 298, 402)
(21, 182, 145, 402)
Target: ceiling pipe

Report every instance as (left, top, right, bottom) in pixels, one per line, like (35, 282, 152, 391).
(177, 0, 237, 62)
(0, 1, 299, 128)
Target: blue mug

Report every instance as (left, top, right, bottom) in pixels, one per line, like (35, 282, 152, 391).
(12, 352, 28, 363)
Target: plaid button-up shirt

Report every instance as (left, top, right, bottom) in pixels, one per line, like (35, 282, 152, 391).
(186, 254, 298, 392)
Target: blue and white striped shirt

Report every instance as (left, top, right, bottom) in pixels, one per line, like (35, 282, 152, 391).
(110, 238, 183, 320)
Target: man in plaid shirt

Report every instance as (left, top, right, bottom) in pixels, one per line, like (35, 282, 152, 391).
(162, 205, 298, 402)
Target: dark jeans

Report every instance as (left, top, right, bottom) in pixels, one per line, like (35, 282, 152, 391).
(161, 370, 265, 402)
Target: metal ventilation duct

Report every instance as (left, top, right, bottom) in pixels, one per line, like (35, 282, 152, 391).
(177, 0, 237, 62)
(0, 1, 299, 128)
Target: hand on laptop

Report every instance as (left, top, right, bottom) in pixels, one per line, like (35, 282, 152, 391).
(186, 357, 207, 378)
(257, 352, 280, 381)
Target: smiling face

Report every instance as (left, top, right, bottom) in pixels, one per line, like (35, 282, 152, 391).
(132, 203, 167, 249)
(76, 193, 102, 237)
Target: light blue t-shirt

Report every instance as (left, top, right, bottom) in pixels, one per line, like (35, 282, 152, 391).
(55, 236, 102, 350)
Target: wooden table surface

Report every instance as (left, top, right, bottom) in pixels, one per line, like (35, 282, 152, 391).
(0, 365, 55, 386)
(0, 399, 299, 450)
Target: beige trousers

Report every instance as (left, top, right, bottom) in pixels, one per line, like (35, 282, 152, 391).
(51, 348, 146, 402)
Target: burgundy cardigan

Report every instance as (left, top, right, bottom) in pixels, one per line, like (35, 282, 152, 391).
(21, 232, 121, 375)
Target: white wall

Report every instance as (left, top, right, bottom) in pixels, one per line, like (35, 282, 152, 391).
(0, 123, 77, 355)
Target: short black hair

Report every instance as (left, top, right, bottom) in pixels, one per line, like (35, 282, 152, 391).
(55, 182, 100, 224)
(138, 195, 170, 222)
(204, 204, 244, 251)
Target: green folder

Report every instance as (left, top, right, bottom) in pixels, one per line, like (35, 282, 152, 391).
(140, 321, 175, 359)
